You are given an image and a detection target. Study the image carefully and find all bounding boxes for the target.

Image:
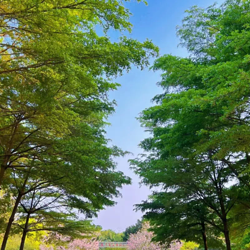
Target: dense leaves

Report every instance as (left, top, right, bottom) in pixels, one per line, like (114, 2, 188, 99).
(132, 0, 250, 249)
(0, 0, 158, 249)
(97, 230, 124, 242)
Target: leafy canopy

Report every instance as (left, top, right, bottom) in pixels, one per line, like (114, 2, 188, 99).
(132, 0, 250, 249)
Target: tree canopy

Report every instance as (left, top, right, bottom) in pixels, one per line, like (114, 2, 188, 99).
(123, 220, 143, 241)
(0, 0, 158, 249)
(132, 0, 250, 249)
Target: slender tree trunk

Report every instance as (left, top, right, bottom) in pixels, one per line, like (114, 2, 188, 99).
(1, 192, 22, 250)
(0, 121, 20, 187)
(223, 219, 231, 250)
(19, 213, 30, 250)
(201, 222, 208, 250)
(219, 197, 231, 250)
(210, 166, 232, 250)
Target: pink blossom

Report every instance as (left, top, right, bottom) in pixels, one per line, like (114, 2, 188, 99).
(40, 236, 99, 250)
(68, 238, 99, 250)
(168, 241, 182, 250)
(127, 223, 182, 250)
(39, 246, 54, 250)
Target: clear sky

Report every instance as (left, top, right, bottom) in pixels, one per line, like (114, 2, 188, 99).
(94, 0, 224, 233)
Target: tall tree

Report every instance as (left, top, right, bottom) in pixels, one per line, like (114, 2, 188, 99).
(0, 0, 158, 186)
(132, 1, 250, 249)
(0, 0, 158, 247)
(1, 123, 130, 250)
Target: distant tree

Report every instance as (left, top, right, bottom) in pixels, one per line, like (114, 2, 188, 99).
(40, 235, 99, 250)
(123, 220, 143, 241)
(67, 238, 99, 250)
(98, 230, 124, 242)
(127, 222, 182, 250)
(127, 223, 162, 250)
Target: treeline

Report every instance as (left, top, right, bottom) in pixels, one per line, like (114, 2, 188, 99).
(0, 0, 158, 249)
(132, 0, 250, 250)
(95, 220, 142, 242)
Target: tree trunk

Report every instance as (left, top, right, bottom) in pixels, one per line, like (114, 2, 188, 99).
(0, 154, 10, 187)
(1, 192, 22, 250)
(201, 222, 208, 250)
(0, 121, 20, 187)
(223, 219, 231, 250)
(19, 213, 30, 250)
(211, 167, 232, 250)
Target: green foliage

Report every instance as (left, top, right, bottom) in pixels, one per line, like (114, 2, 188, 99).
(0, 0, 158, 249)
(132, 0, 250, 249)
(98, 230, 124, 242)
(123, 220, 143, 241)
(0, 233, 50, 250)
(139, 192, 224, 248)
(0, 0, 158, 187)
(180, 242, 199, 250)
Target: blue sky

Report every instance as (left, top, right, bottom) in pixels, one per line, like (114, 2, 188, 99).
(94, 0, 224, 233)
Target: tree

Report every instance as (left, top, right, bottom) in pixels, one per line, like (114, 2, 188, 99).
(1, 123, 130, 250)
(16, 187, 98, 250)
(227, 199, 250, 249)
(0, 1, 158, 246)
(127, 222, 182, 250)
(132, 1, 250, 249)
(67, 238, 99, 250)
(123, 220, 143, 241)
(138, 192, 224, 250)
(127, 222, 163, 250)
(39, 233, 100, 250)
(0, 0, 158, 187)
(97, 230, 124, 242)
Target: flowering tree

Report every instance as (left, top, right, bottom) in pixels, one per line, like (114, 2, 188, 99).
(127, 222, 182, 250)
(169, 241, 183, 250)
(68, 239, 99, 250)
(127, 229, 161, 250)
(39, 235, 99, 250)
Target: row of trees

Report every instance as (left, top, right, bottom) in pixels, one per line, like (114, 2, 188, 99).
(0, 0, 158, 249)
(132, 0, 250, 249)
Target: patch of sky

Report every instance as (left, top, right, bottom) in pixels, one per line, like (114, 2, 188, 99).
(94, 0, 225, 233)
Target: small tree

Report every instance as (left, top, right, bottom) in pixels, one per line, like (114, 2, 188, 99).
(127, 222, 182, 250)
(68, 239, 99, 250)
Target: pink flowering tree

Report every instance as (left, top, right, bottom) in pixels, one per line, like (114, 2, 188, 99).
(127, 222, 182, 250)
(39, 234, 99, 250)
(170, 241, 183, 250)
(67, 238, 99, 250)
